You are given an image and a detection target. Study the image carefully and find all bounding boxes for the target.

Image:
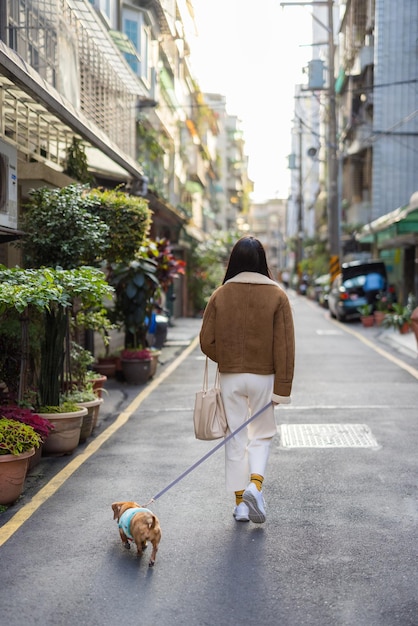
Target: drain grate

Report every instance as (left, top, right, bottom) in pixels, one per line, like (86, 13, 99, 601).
(280, 423, 379, 448)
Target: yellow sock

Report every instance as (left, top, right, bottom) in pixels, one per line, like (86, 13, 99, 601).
(235, 490, 244, 505)
(250, 473, 264, 492)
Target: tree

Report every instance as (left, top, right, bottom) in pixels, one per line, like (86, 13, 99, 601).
(88, 187, 152, 265)
(22, 185, 109, 269)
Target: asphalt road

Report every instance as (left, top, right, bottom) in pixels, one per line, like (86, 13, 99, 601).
(1, 295, 417, 626)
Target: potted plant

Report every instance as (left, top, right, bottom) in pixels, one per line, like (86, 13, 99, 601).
(0, 405, 54, 469)
(36, 401, 87, 456)
(66, 341, 107, 398)
(110, 255, 160, 384)
(374, 292, 392, 326)
(357, 304, 374, 327)
(0, 417, 42, 504)
(144, 238, 186, 347)
(0, 266, 113, 407)
(61, 386, 103, 441)
(0, 266, 113, 455)
(382, 293, 416, 334)
(119, 347, 153, 385)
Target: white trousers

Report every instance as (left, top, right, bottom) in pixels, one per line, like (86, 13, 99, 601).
(219, 372, 277, 492)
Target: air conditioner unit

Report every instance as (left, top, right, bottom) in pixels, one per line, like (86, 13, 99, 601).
(0, 139, 18, 230)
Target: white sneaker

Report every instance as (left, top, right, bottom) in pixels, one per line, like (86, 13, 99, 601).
(233, 502, 250, 522)
(243, 483, 266, 524)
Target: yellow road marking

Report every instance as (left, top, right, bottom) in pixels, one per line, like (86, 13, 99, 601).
(330, 318, 418, 380)
(0, 336, 201, 547)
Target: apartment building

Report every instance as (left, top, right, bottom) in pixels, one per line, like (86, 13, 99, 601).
(0, 0, 147, 265)
(285, 0, 417, 300)
(338, 0, 418, 300)
(0, 2, 252, 271)
(248, 198, 287, 279)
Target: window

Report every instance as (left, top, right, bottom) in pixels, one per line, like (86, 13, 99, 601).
(122, 9, 152, 84)
(124, 18, 139, 74)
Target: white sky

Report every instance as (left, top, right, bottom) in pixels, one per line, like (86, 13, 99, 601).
(189, 0, 313, 202)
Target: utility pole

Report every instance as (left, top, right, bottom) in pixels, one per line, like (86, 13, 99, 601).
(326, 0, 340, 263)
(297, 116, 304, 271)
(281, 0, 340, 271)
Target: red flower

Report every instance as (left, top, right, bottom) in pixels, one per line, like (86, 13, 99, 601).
(121, 349, 152, 360)
(0, 406, 54, 440)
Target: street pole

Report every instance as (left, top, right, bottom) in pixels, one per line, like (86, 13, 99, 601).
(326, 0, 340, 262)
(297, 116, 303, 271)
(280, 0, 340, 271)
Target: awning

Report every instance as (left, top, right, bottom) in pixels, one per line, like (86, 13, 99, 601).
(357, 192, 418, 248)
(0, 225, 25, 243)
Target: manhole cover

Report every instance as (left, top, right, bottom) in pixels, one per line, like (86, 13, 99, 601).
(280, 424, 379, 448)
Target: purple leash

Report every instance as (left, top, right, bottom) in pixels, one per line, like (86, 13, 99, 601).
(147, 401, 272, 504)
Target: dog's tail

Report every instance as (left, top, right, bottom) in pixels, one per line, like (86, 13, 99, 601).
(148, 514, 156, 530)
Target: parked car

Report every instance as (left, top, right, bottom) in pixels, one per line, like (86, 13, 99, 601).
(328, 260, 388, 322)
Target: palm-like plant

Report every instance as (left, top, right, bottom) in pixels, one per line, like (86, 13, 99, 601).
(110, 257, 160, 350)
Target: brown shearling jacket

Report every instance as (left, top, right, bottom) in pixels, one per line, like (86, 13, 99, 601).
(199, 272, 295, 403)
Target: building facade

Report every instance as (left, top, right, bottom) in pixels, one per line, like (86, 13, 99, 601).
(286, 0, 418, 301)
(0, 0, 252, 313)
(338, 0, 418, 301)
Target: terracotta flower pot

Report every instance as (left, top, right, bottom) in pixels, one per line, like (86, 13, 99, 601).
(121, 358, 152, 385)
(399, 321, 411, 334)
(373, 311, 386, 326)
(94, 358, 117, 378)
(149, 351, 161, 379)
(77, 397, 104, 440)
(28, 444, 43, 471)
(361, 315, 374, 328)
(0, 448, 35, 505)
(39, 407, 87, 456)
(92, 374, 107, 398)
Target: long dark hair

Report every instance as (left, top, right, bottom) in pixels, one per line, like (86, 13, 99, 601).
(223, 236, 271, 284)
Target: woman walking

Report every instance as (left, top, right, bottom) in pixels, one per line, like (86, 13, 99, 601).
(200, 236, 295, 523)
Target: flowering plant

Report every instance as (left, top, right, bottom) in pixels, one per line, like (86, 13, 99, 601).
(0, 417, 42, 455)
(121, 348, 152, 360)
(382, 293, 416, 330)
(0, 405, 54, 441)
(145, 238, 186, 292)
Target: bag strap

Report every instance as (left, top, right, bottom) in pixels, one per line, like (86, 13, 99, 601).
(204, 357, 221, 391)
(203, 356, 209, 391)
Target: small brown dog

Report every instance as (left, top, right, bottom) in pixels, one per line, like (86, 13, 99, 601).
(111, 501, 162, 567)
